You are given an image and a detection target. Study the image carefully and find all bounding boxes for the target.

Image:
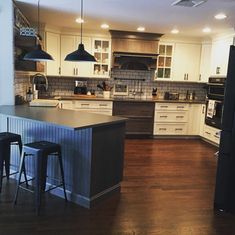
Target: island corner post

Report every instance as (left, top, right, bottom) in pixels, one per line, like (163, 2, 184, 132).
(0, 105, 126, 208)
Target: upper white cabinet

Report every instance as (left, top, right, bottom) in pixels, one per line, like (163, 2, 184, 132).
(155, 43, 174, 81)
(173, 42, 201, 82)
(45, 32, 61, 76)
(92, 38, 111, 78)
(210, 36, 234, 76)
(199, 43, 212, 83)
(60, 34, 92, 77)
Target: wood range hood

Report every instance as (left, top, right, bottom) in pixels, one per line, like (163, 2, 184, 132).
(110, 30, 163, 71)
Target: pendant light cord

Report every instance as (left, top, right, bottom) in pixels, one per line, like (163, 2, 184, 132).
(80, 0, 83, 44)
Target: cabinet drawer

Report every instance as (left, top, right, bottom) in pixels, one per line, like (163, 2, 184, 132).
(154, 123, 187, 135)
(155, 111, 188, 123)
(78, 108, 112, 116)
(203, 125, 220, 144)
(74, 100, 112, 109)
(155, 103, 189, 111)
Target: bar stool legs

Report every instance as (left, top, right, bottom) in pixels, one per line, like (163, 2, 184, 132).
(14, 141, 67, 215)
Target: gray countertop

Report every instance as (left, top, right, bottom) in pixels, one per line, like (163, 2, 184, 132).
(0, 105, 126, 131)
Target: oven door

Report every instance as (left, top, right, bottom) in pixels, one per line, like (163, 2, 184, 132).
(205, 99, 223, 129)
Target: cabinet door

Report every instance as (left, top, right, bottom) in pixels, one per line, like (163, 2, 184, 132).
(60, 35, 77, 76)
(187, 104, 201, 135)
(155, 43, 174, 81)
(173, 43, 201, 82)
(45, 32, 61, 76)
(75, 36, 92, 77)
(210, 36, 233, 76)
(92, 38, 111, 78)
(199, 43, 212, 83)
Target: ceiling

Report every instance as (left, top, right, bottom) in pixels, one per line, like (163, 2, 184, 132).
(15, 0, 235, 38)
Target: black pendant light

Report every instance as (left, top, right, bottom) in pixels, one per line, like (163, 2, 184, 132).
(23, 0, 53, 61)
(64, 0, 96, 62)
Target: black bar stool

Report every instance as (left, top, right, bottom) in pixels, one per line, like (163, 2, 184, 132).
(14, 141, 67, 214)
(0, 132, 28, 193)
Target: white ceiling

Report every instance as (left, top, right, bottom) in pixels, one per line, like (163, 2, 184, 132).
(15, 0, 235, 38)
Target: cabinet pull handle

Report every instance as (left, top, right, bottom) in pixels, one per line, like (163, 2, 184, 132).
(99, 104, 108, 107)
(205, 131, 211, 135)
(175, 128, 183, 131)
(159, 128, 167, 131)
(202, 106, 205, 114)
(81, 104, 90, 106)
(160, 115, 168, 118)
(187, 74, 189, 80)
(160, 106, 168, 108)
(214, 135, 219, 139)
(184, 74, 186, 80)
(199, 74, 201, 81)
(176, 116, 184, 118)
(73, 68, 75, 75)
(76, 68, 78, 75)
(59, 67, 61, 75)
(177, 106, 184, 109)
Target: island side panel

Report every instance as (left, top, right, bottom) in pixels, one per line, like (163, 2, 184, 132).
(90, 122, 125, 199)
(0, 114, 93, 207)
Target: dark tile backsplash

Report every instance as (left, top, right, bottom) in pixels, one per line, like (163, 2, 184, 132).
(15, 69, 207, 101)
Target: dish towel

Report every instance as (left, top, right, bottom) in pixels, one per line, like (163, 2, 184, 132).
(207, 100, 216, 118)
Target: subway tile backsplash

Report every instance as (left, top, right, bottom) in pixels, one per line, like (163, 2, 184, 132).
(15, 69, 207, 101)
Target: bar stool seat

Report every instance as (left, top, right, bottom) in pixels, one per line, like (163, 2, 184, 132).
(0, 132, 28, 193)
(14, 141, 67, 214)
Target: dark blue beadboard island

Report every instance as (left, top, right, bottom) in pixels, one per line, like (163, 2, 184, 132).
(0, 105, 126, 208)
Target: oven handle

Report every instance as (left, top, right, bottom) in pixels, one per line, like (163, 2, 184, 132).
(207, 83, 225, 86)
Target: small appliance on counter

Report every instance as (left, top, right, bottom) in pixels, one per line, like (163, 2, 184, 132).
(164, 92, 179, 100)
(152, 88, 157, 97)
(113, 83, 128, 96)
(74, 81, 87, 95)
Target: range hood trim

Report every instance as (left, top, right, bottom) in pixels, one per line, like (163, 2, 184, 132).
(113, 51, 159, 59)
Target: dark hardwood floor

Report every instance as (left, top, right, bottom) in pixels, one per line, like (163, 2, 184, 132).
(1, 139, 235, 235)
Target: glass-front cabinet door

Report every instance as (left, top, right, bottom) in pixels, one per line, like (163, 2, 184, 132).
(155, 43, 174, 80)
(92, 38, 111, 78)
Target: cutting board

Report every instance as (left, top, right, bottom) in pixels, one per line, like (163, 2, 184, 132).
(29, 99, 59, 107)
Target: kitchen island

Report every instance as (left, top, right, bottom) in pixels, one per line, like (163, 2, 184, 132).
(0, 105, 126, 208)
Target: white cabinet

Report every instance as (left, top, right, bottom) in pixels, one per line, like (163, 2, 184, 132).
(155, 43, 174, 81)
(199, 43, 212, 83)
(187, 104, 205, 135)
(60, 35, 92, 77)
(173, 43, 201, 82)
(92, 38, 111, 78)
(203, 124, 220, 145)
(210, 36, 234, 76)
(60, 100, 113, 115)
(45, 32, 61, 76)
(154, 102, 189, 135)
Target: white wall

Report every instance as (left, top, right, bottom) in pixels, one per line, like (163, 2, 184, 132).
(0, 0, 14, 105)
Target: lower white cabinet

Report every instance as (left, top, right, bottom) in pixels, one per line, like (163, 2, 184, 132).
(154, 102, 189, 135)
(60, 100, 113, 115)
(202, 124, 220, 145)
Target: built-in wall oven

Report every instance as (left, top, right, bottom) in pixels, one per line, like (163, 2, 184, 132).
(205, 76, 226, 129)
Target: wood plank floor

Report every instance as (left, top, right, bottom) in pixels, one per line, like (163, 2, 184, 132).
(1, 139, 235, 235)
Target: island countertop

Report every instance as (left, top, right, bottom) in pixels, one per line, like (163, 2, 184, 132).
(0, 105, 126, 131)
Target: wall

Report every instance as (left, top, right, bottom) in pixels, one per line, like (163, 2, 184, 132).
(15, 69, 206, 101)
(0, 0, 14, 105)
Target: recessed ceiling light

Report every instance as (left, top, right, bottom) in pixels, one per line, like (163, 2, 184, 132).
(214, 13, 227, 20)
(75, 17, 84, 24)
(203, 27, 211, 33)
(137, 26, 145, 32)
(101, 24, 109, 29)
(171, 29, 179, 34)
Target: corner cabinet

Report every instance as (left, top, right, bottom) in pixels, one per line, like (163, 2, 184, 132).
(155, 43, 174, 81)
(92, 38, 111, 78)
(45, 31, 61, 76)
(60, 34, 92, 77)
(173, 42, 201, 82)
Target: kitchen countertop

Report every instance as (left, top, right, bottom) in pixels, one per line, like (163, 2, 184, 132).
(49, 95, 206, 104)
(0, 105, 126, 130)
